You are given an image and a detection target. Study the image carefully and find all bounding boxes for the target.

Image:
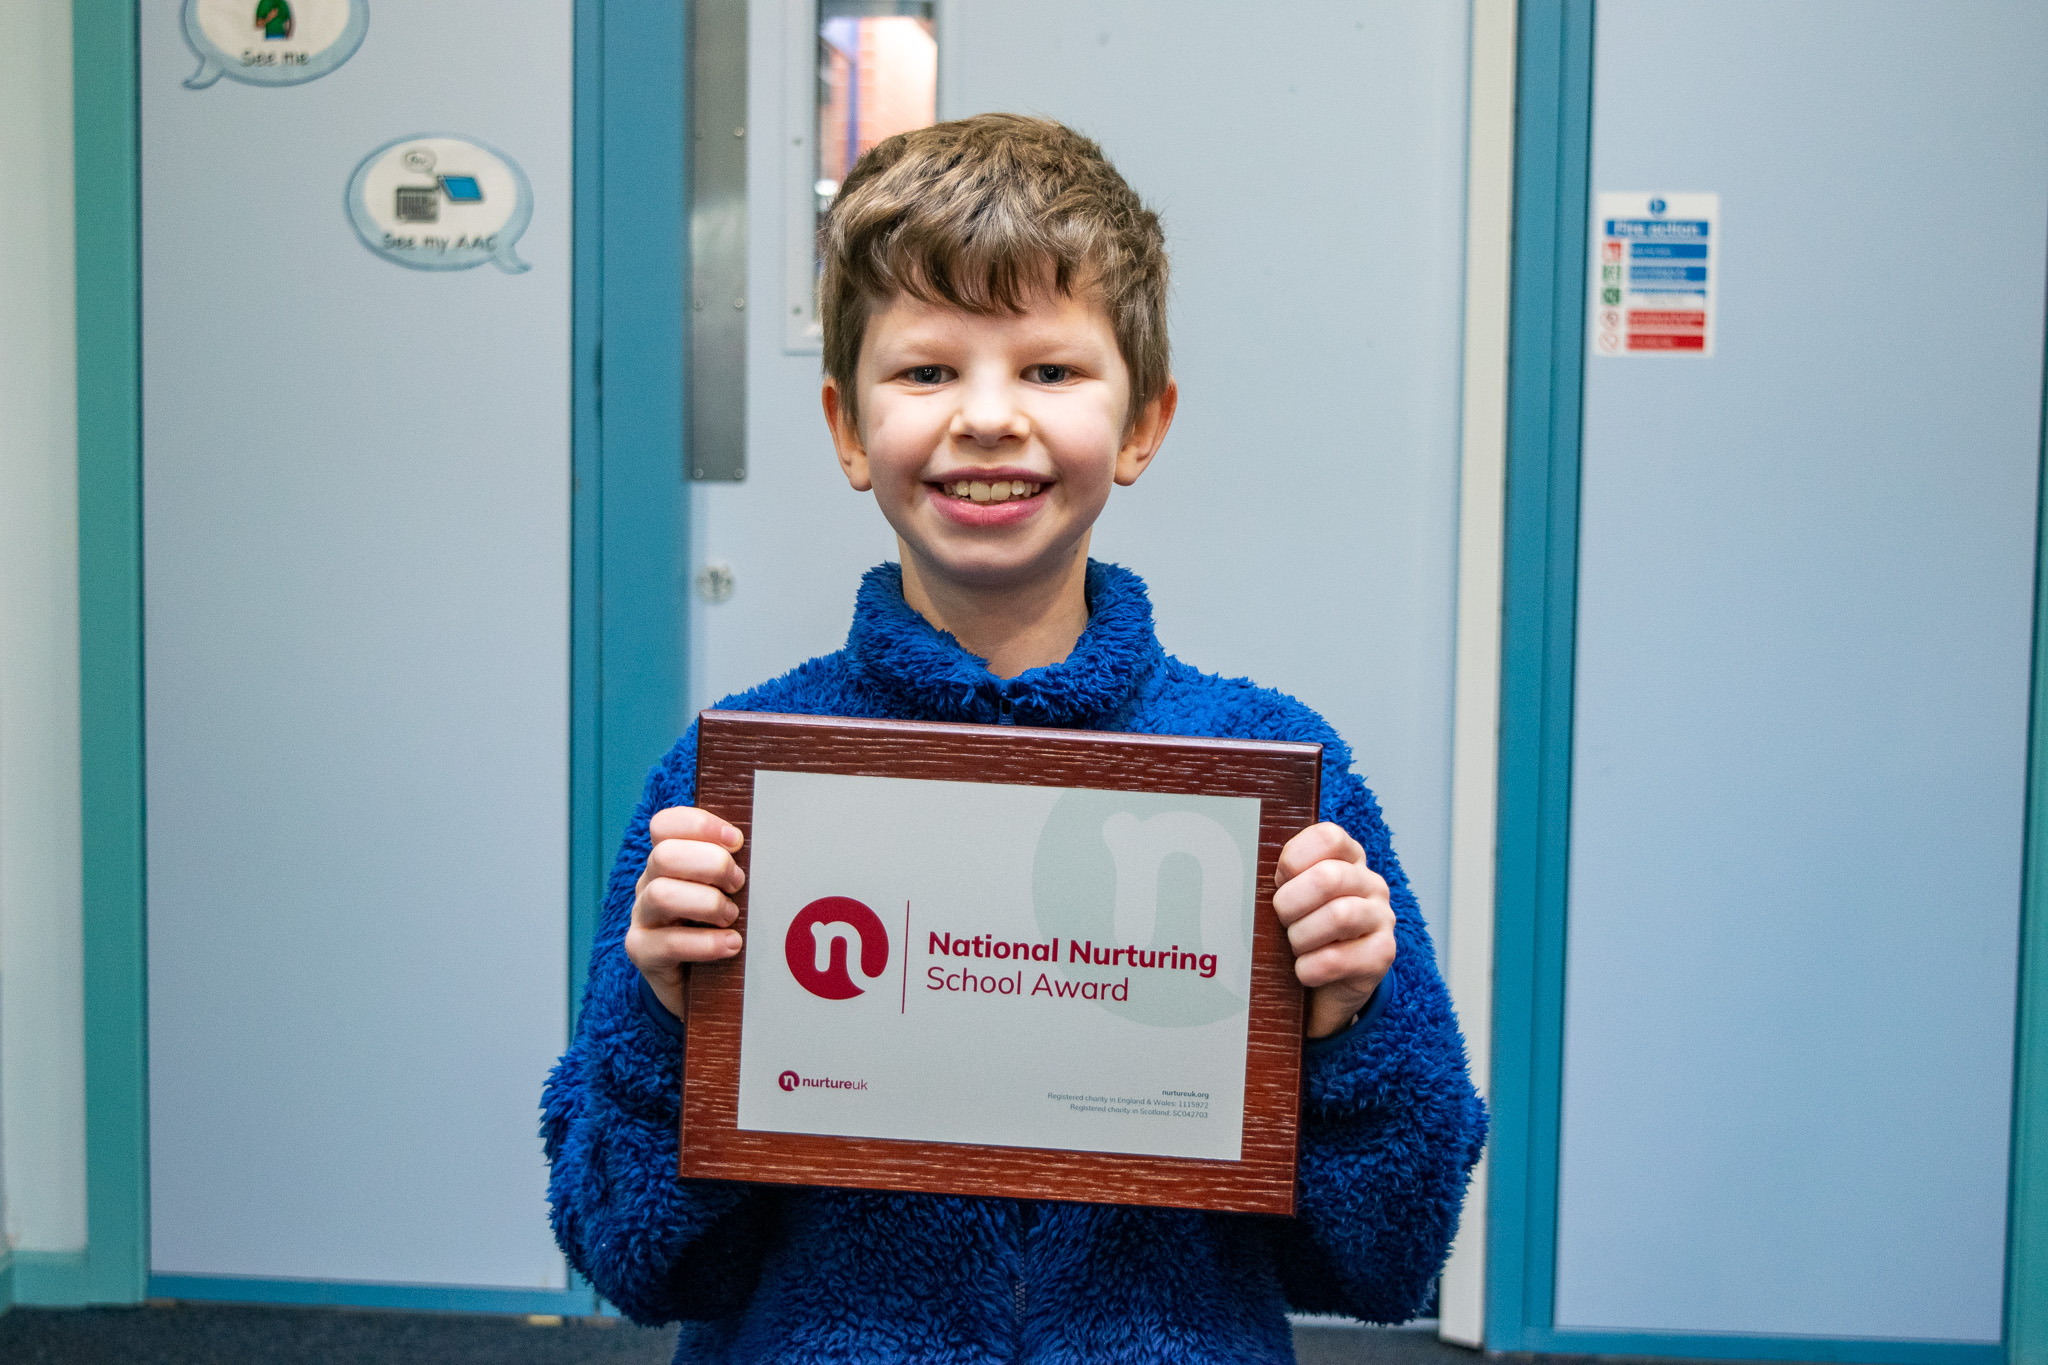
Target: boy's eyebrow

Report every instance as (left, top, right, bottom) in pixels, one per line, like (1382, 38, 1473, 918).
(870, 319, 1117, 361)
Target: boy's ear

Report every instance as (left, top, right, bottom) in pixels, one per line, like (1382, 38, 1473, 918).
(822, 377, 873, 492)
(1114, 376, 1179, 486)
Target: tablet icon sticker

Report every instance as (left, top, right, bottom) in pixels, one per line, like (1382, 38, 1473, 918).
(346, 136, 533, 274)
(182, 0, 369, 89)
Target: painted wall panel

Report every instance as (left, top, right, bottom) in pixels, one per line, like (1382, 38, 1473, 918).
(697, 0, 1470, 946)
(141, 1, 572, 1286)
(1554, 0, 2048, 1339)
(0, 0, 86, 1258)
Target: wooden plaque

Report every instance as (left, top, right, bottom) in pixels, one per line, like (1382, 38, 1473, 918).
(682, 710, 1322, 1216)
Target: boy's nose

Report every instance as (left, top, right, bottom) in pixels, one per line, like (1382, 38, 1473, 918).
(949, 384, 1030, 447)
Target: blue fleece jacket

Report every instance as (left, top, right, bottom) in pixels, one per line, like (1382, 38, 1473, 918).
(542, 561, 1487, 1364)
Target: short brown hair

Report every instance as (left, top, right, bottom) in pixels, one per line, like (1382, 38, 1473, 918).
(818, 113, 1169, 429)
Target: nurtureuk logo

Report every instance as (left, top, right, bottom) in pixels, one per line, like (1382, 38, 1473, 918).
(783, 895, 890, 1000)
(778, 1069, 867, 1092)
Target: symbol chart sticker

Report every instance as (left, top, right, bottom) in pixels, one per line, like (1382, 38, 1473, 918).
(1591, 192, 1718, 357)
(346, 136, 533, 274)
(182, 0, 368, 89)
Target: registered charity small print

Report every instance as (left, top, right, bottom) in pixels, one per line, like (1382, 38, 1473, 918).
(682, 711, 1321, 1216)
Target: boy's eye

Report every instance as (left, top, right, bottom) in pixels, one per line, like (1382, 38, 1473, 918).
(905, 365, 949, 385)
(1029, 364, 1073, 384)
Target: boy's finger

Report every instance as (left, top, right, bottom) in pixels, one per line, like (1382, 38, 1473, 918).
(1293, 930, 1396, 992)
(645, 837, 747, 893)
(648, 805, 745, 851)
(1283, 895, 1390, 955)
(1271, 858, 1369, 924)
(1358, 862, 1391, 902)
(1274, 822, 1363, 885)
(627, 922, 743, 969)
(638, 877, 740, 929)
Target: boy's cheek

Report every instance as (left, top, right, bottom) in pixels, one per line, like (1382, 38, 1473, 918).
(1035, 402, 1127, 465)
(865, 393, 948, 448)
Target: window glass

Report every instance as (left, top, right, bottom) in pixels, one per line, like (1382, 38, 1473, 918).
(815, 2, 937, 219)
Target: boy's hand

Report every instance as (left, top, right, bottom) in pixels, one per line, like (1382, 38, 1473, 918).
(1273, 823, 1397, 1040)
(626, 806, 747, 1021)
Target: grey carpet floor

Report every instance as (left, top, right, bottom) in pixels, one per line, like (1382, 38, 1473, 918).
(0, 1303, 1479, 1365)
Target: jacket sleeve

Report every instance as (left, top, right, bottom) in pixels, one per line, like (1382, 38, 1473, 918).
(1267, 759, 1489, 1322)
(541, 726, 776, 1325)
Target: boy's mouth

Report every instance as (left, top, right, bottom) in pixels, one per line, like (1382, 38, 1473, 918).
(935, 479, 1046, 505)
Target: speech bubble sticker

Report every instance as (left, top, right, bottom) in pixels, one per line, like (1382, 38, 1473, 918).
(182, 0, 369, 89)
(345, 135, 533, 275)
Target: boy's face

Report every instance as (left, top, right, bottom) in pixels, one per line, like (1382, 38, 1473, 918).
(824, 283, 1175, 599)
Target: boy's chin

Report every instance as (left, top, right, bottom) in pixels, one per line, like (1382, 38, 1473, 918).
(900, 538, 1090, 598)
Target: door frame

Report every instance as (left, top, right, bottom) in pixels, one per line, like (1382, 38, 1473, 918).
(2008, 223, 2048, 1365)
(24, 0, 150, 1311)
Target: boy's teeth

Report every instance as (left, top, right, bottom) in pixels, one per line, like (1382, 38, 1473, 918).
(945, 480, 1041, 501)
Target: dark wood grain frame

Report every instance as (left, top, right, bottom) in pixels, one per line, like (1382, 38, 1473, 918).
(683, 710, 1322, 1216)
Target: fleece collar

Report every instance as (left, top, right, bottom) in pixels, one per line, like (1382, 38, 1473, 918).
(845, 560, 1165, 728)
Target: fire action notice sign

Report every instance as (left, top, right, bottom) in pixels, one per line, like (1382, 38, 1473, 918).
(1592, 192, 1718, 357)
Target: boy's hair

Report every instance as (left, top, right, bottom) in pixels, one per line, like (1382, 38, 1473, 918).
(818, 113, 1169, 429)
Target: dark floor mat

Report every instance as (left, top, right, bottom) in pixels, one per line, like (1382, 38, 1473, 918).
(0, 1302, 679, 1365)
(0, 1303, 1491, 1365)
(1293, 1321, 1480, 1365)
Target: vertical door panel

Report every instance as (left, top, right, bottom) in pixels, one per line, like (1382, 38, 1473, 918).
(141, 1, 572, 1286)
(1555, 0, 2048, 1338)
(703, 0, 1470, 941)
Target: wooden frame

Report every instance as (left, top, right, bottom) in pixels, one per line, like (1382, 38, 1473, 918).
(682, 710, 1322, 1216)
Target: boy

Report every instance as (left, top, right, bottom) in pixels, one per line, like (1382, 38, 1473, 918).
(544, 114, 1486, 1364)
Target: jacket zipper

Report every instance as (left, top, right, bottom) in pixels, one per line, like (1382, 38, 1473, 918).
(1012, 1199, 1037, 1358)
(998, 697, 1016, 725)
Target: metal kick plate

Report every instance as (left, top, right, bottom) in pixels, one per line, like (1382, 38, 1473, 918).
(689, 0, 748, 481)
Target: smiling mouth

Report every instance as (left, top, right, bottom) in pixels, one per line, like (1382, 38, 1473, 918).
(936, 479, 1046, 504)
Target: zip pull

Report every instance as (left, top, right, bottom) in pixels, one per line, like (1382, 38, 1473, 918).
(998, 697, 1016, 725)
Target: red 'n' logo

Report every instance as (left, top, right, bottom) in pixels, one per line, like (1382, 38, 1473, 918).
(783, 896, 889, 1000)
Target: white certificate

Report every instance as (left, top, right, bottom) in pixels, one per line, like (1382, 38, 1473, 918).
(735, 770, 1262, 1162)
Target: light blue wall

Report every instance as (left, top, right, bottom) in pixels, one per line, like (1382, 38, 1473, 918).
(139, 0, 574, 1288)
(1554, 0, 2048, 1341)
